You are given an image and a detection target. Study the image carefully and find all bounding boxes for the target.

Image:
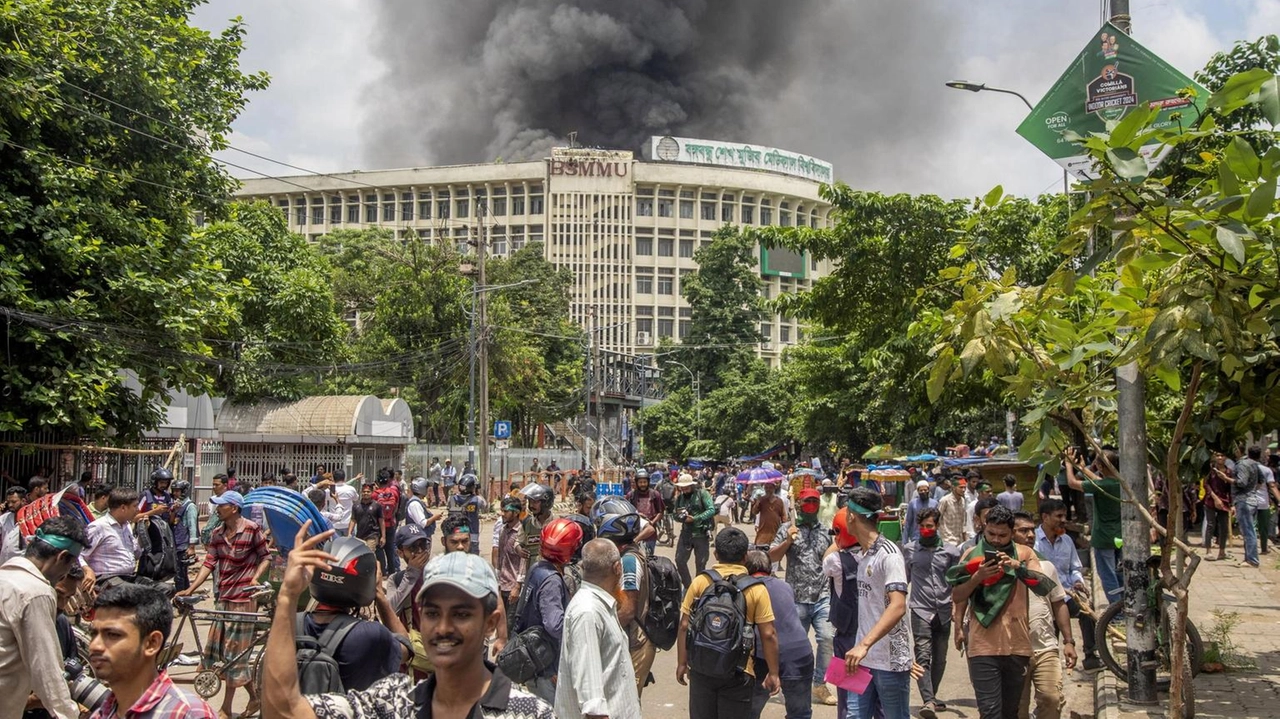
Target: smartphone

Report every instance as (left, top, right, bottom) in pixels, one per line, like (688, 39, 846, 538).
(983, 549, 1000, 564)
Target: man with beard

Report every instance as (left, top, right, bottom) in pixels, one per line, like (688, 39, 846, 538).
(903, 480, 938, 543)
(768, 488, 836, 706)
(626, 470, 665, 554)
(264, 525, 553, 719)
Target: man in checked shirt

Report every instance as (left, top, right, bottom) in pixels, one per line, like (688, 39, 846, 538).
(177, 491, 270, 719)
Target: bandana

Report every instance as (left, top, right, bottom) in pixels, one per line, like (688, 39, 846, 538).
(35, 529, 84, 557)
(945, 538, 1056, 627)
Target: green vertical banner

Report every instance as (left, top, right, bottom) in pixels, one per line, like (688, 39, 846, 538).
(1017, 22, 1207, 181)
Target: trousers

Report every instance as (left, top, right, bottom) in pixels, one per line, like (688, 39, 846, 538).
(1018, 649, 1063, 719)
(969, 654, 1030, 719)
(676, 529, 710, 588)
(910, 611, 951, 705)
(689, 668, 754, 719)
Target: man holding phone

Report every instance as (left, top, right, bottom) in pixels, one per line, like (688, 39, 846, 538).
(949, 505, 1074, 719)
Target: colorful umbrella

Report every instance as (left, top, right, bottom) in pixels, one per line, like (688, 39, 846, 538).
(736, 466, 785, 484)
(17, 487, 93, 537)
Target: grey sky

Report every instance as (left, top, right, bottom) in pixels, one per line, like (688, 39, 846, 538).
(193, 0, 1277, 199)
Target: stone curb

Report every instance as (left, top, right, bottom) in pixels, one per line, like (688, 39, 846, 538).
(1095, 670, 1123, 719)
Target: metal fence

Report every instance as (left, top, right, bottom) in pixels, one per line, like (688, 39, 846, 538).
(405, 444, 585, 479)
(0, 431, 178, 496)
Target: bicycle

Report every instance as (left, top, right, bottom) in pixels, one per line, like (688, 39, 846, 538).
(1093, 556, 1202, 719)
(655, 512, 675, 547)
(165, 584, 276, 709)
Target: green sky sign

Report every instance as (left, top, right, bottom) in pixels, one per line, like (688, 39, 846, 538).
(1017, 22, 1207, 181)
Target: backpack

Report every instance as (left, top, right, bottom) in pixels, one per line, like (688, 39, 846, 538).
(1233, 458, 1261, 493)
(295, 613, 359, 695)
(395, 485, 409, 523)
(497, 562, 561, 683)
(639, 552, 682, 651)
(686, 569, 761, 676)
(135, 516, 177, 581)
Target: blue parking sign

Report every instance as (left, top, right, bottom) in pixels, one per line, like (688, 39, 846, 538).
(494, 420, 512, 439)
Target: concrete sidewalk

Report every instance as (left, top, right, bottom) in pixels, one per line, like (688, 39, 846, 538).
(1096, 542, 1280, 719)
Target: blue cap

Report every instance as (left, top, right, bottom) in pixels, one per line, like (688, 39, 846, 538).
(211, 490, 245, 508)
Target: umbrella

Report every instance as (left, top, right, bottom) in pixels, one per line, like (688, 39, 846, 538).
(904, 453, 940, 462)
(736, 466, 785, 484)
(863, 444, 897, 461)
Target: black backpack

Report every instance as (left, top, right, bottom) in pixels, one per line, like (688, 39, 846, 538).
(295, 613, 359, 695)
(639, 553, 682, 651)
(135, 516, 177, 581)
(686, 569, 761, 676)
(395, 485, 410, 523)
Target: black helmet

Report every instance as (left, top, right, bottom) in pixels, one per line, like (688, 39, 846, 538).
(597, 512, 644, 545)
(458, 474, 478, 494)
(590, 497, 637, 527)
(635, 468, 649, 480)
(171, 479, 191, 496)
(151, 467, 174, 484)
(311, 537, 378, 608)
(411, 477, 429, 496)
(564, 513, 595, 561)
(524, 484, 554, 505)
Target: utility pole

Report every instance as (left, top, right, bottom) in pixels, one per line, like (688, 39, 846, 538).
(592, 306, 603, 469)
(1110, 0, 1157, 705)
(477, 217, 490, 497)
(582, 307, 594, 471)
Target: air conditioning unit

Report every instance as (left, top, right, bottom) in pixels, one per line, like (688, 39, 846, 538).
(636, 331, 652, 346)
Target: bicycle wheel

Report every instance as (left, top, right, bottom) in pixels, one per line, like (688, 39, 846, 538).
(1096, 600, 1203, 692)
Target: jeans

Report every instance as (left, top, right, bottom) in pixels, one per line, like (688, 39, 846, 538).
(642, 539, 657, 556)
(1236, 498, 1259, 565)
(689, 668, 754, 719)
(1092, 546, 1122, 604)
(856, 667, 911, 719)
(909, 612, 950, 705)
(969, 655, 1030, 719)
(1203, 502, 1229, 552)
(749, 674, 813, 719)
(676, 530, 711, 588)
(378, 540, 400, 574)
(530, 675, 555, 704)
(795, 597, 834, 686)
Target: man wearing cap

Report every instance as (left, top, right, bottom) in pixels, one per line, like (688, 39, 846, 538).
(937, 478, 969, 547)
(903, 480, 939, 543)
(0, 515, 85, 719)
(265, 526, 554, 719)
(768, 487, 836, 706)
(672, 473, 716, 589)
(177, 490, 270, 719)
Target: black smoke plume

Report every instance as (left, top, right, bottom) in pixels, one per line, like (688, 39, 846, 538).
(362, 1, 967, 183)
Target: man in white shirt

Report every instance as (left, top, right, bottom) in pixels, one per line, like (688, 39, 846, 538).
(319, 469, 358, 536)
(0, 487, 28, 566)
(0, 515, 84, 719)
(83, 487, 143, 584)
(556, 539, 642, 719)
(1015, 512, 1073, 719)
(440, 459, 458, 498)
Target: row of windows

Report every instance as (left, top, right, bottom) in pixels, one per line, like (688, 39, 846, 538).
(634, 198, 821, 228)
(278, 192, 545, 226)
(632, 318, 796, 343)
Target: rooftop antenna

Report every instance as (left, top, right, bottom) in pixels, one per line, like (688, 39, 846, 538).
(567, 131, 578, 148)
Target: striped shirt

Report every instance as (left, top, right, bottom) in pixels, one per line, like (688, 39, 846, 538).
(202, 518, 268, 602)
(90, 669, 213, 719)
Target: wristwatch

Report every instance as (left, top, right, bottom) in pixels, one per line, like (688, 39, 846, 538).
(1063, 639, 1076, 645)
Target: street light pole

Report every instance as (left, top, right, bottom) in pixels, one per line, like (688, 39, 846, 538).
(945, 80, 1071, 195)
(664, 360, 700, 440)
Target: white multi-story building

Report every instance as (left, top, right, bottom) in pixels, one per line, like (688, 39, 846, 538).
(234, 136, 835, 364)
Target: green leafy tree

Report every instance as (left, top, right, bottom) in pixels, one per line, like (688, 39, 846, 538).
(0, 0, 266, 436)
(637, 388, 695, 460)
(671, 226, 764, 393)
(918, 68, 1279, 719)
(199, 202, 347, 400)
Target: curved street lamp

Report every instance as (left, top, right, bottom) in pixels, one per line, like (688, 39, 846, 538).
(945, 80, 1068, 193)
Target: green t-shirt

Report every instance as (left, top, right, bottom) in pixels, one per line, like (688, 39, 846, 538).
(1085, 476, 1122, 549)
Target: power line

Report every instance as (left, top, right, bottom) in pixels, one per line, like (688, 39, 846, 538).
(0, 138, 225, 202)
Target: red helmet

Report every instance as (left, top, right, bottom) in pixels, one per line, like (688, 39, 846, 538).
(832, 507, 859, 550)
(540, 517, 584, 564)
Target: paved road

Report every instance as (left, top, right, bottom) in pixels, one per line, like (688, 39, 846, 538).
(169, 512, 1093, 718)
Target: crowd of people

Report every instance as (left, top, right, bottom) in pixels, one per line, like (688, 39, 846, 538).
(1, 443, 1277, 719)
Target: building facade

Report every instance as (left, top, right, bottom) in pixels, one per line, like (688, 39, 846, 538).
(233, 137, 835, 363)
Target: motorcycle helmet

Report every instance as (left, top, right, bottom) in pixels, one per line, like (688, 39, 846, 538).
(540, 517, 584, 565)
(411, 477, 429, 497)
(171, 479, 191, 497)
(151, 467, 174, 484)
(635, 468, 649, 480)
(564, 513, 595, 560)
(458, 474, 478, 494)
(590, 497, 637, 527)
(597, 512, 643, 545)
(311, 536, 379, 608)
(831, 507, 860, 550)
(523, 484, 554, 506)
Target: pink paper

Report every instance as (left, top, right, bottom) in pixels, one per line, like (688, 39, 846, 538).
(823, 657, 873, 694)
